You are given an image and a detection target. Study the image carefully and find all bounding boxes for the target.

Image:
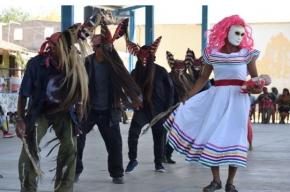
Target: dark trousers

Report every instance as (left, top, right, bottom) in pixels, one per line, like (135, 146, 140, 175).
(76, 109, 124, 178)
(261, 109, 272, 124)
(165, 142, 174, 159)
(163, 128, 174, 159)
(128, 111, 165, 165)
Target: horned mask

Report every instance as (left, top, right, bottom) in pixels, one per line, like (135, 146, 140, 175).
(126, 36, 162, 66)
(92, 17, 129, 51)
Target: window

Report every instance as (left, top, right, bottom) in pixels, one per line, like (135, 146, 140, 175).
(14, 28, 23, 41)
(44, 27, 54, 38)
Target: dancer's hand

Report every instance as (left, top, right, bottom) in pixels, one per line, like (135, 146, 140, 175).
(16, 118, 26, 138)
(132, 102, 143, 110)
(76, 103, 84, 120)
(247, 86, 263, 94)
(181, 96, 188, 104)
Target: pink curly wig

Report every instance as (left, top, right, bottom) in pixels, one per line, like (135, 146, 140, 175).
(206, 15, 254, 53)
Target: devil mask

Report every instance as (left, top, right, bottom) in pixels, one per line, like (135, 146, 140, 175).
(167, 48, 198, 74)
(127, 36, 162, 66)
(91, 17, 128, 51)
(166, 48, 202, 74)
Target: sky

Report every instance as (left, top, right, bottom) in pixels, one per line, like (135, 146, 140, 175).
(1, 0, 290, 24)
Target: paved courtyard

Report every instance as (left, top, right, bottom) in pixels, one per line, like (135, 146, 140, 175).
(1, 123, 290, 192)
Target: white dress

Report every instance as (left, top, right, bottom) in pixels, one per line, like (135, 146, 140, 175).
(164, 48, 260, 167)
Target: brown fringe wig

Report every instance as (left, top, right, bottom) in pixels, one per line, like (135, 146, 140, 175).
(132, 46, 156, 110)
(40, 24, 90, 115)
(56, 25, 89, 114)
(126, 37, 162, 111)
(166, 50, 194, 99)
(101, 46, 143, 108)
(184, 49, 204, 83)
(92, 17, 143, 108)
(170, 71, 193, 99)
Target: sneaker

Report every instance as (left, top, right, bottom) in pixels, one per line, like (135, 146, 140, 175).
(165, 157, 176, 164)
(225, 183, 238, 192)
(125, 160, 138, 173)
(279, 120, 285, 124)
(112, 176, 124, 184)
(155, 164, 166, 173)
(3, 131, 15, 138)
(203, 180, 222, 192)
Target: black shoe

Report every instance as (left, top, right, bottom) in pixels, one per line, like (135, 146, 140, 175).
(74, 173, 81, 183)
(203, 180, 222, 192)
(125, 160, 138, 173)
(225, 183, 238, 192)
(112, 176, 124, 184)
(0, 174, 3, 179)
(165, 157, 176, 164)
(155, 164, 166, 173)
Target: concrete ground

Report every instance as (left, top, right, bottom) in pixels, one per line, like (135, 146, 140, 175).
(0, 123, 290, 192)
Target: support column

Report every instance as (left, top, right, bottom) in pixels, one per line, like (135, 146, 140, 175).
(145, 6, 154, 45)
(201, 5, 208, 53)
(61, 5, 74, 32)
(129, 11, 135, 71)
(84, 6, 94, 22)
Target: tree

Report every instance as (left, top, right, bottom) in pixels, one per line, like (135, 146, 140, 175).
(0, 8, 31, 23)
(34, 10, 60, 22)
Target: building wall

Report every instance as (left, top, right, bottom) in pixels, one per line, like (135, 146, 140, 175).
(1, 20, 60, 51)
(120, 22, 290, 92)
(1, 21, 289, 92)
(252, 23, 290, 92)
(0, 23, 2, 40)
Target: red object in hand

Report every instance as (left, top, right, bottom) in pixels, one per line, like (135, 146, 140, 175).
(241, 74, 271, 93)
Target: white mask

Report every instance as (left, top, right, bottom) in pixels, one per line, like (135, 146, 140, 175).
(227, 25, 245, 46)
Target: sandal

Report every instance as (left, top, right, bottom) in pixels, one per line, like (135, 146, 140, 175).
(203, 180, 222, 192)
(225, 183, 238, 192)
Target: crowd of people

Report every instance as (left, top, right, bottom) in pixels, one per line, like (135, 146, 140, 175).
(7, 14, 285, 192)
(249, 87, 290, 124)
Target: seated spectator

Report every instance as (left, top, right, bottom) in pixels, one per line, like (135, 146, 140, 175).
(271, 87, 279, 98)
(277, 88, 290, 124)
(270, 87, 279, 123)
(257, 87, 275, 124)
(0, 105, 15, 138)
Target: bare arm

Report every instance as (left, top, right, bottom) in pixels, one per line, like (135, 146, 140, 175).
(276, 96, 282, 105)
(17, 96, 27, 120)
(247, 59, 258, 78)
(187, 64, 213, 99)
(247, 59, 263, 94)
(16, 96, 27, 138)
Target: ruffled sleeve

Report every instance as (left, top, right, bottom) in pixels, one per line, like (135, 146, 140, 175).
(202, 48, 260, 65)
(201, 48, 213, 65)
(247, 49, 260, 64)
